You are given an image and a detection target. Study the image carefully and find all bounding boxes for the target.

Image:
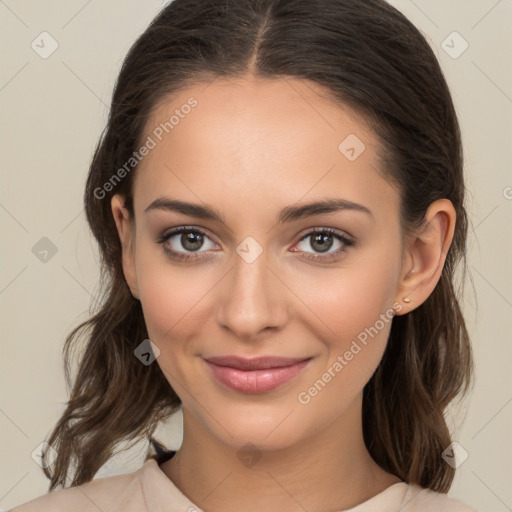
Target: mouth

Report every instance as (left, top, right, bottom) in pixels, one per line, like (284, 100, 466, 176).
(203, 355, 313, 394)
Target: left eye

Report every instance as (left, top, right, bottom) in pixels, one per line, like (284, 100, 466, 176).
(294, 229, 354, 256)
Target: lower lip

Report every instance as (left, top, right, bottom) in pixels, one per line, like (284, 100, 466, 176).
(205, 359, 311, 394)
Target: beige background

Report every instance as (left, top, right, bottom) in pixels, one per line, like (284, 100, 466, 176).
(1, 0, 511, 510)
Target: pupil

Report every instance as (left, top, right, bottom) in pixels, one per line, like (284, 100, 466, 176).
(182, 232, 203, 251)
(311, 233, 333, 253)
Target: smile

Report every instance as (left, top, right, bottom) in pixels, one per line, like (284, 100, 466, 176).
(203, 355, 312, 394)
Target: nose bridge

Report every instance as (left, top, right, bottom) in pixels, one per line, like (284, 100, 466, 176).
(215, 240, 287, 338)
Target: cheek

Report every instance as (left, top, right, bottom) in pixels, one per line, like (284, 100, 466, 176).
(292, 274, 396, 419)
(288, 252, 401, 392)
(135, 258, 217, 395)
(134, 248, 217, 346)
(291, 254, 398, 336)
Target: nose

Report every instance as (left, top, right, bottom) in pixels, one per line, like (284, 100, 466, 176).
(215, 248, 288, 341)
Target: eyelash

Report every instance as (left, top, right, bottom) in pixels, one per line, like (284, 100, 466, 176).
(156, 226, 355, 263)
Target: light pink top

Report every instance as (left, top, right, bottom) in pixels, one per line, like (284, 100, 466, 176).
(10, 458, 477, 512)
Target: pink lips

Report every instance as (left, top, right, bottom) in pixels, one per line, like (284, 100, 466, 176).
(204, 355, 312, 394)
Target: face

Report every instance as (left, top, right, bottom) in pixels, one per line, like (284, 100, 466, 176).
(115, 75, 408, 451)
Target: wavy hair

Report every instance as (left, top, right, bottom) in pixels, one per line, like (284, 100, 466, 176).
(42, 0, 474, 492)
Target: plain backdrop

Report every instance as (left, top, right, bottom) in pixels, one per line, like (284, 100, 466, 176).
(1, 1, 511, 510)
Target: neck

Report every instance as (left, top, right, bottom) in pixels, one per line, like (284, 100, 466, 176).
(160, 394, 401, 512)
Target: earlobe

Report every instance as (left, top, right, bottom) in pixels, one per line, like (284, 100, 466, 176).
(111, 194, 140, 300)
(393, 199, 456, 315)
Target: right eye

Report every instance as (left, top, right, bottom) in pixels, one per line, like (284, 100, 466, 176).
(157, 226, 220, 261)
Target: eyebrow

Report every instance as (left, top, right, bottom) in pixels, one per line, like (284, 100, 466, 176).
(144, 197, 373, 223)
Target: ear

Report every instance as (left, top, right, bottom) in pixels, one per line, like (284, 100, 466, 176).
(393, 199, 456, 315)
(111, 194, 139, 299)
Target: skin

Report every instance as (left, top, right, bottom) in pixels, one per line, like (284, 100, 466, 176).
(111, 74, 456, 512)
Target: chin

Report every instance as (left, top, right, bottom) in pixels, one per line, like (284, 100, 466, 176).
(186, 395, 315, 451)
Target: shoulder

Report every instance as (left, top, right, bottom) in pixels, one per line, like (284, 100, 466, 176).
(8, 463, 147, 512)
(400, 483, 477, 512)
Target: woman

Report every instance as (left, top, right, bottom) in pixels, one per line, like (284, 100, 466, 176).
(11, 0, 476, 510)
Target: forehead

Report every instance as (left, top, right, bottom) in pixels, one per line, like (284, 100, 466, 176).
(132, 75, 399, 224)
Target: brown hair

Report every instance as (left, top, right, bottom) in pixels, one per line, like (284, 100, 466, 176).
(42, 0, 474, 492)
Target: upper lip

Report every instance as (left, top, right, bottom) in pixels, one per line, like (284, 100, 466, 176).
(204, 355, 311, 370)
